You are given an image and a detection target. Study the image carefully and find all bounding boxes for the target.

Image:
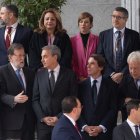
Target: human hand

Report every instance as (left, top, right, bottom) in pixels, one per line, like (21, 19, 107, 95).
(14, 91, 28, 103)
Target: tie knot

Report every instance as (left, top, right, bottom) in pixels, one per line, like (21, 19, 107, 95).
(135, 125, 139, 128)
(16, 69, 21, 73)
(116, 31, 121, 37)
(7, 26, 12, 33)
(93, 80, 97, 84)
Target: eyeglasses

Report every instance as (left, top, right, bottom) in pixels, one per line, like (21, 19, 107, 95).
(111, 15, 126, 20)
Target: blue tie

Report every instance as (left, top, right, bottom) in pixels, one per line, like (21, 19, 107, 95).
(135, 125, 140, 140)
(15, 69, 25, 90)
(115, 31, 122, 72)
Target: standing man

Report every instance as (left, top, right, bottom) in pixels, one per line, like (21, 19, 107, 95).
(52, 96, 82, 140)
(32, 45, 77, 140)
(97, 7, 140, 83)
(0, 4, 33, 66)
(119, 51, 140, 121)
(113, 99, 140, 140)
(79, 54, 117, 140)
(0, 43, 35, 140)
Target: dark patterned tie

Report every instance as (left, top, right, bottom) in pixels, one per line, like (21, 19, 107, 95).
(49, 70, 55, 93)
(115, 31, 122, 72)
(135, 125, 140, 140)
(5, 27, 12, 48)
(91, 80, 97, 104)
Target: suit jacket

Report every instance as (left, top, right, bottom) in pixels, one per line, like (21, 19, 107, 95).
(52, 115, 82, 140)
(29, 31, 72, 71)
(119, 75, 139, 121)
(0, 24, 33, 66)
(113, 121, 137, 140)
(71, 33, 99, 79)
(0, 63, 35, 130)
(97, 27, 140, 77)
(32, 66, 77, 132)
(78, 77, 118, 140)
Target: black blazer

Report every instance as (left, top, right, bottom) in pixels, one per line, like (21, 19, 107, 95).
(32, 66, 77, 131)
(0, 63, 35, 130)
(78, 77, 118, 140)
(29, 31, 72, 71)
(0, 24, 33, 66)
(97, 28, 140, 77)
(52, 115, 82, 140)
(113, 121, 137, 140)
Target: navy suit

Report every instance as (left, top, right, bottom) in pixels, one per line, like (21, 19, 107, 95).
(0, 24, 33, 66)
(97, 28, 140, 77)
(52, 115, 82, 140)
(0, 63, 35, 139)
(113, 121, 137, 140)
(78, 77, 118, 140)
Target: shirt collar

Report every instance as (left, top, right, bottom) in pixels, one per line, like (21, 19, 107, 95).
(90, 75, 102, 85)
(7, 21, 18, 29)
(64, 113, 76, 126)
(10, 62, 23, 72)
(127, 118, 137, 127)
(113, 27, 125, 34)
(48, 64, 60, 73)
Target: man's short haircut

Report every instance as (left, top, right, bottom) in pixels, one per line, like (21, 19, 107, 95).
(8, 43, 24, 55)
(62, 96, 78, 113)
(4, 4, 19, 18)
(127, 51, 140, 63)
(114, 7, 128, 18)
(42, 45, 61, 61)
(89, 54, 105, 73)
(126, 99, 140, 116)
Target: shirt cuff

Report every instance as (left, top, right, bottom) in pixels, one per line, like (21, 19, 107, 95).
(81, 125, 88, 132)
(99, 125, 107, 133)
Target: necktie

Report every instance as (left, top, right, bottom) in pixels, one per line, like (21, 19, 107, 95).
(91, 80, 97, 104)
(134, 125, 140, 140)
(15, 69, 25, 90)
(74, 123, 82, 139)
(49, 70, 55, 93)
(5, 27, 12, 48)
(115, 31, 122, 72)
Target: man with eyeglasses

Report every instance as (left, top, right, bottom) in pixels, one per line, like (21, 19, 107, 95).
(97, 7, 140, 84)
(0, 43, 35, 140)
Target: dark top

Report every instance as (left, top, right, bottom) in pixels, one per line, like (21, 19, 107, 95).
(80, 33, 90, 48)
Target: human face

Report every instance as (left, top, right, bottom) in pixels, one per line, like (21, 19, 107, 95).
(41, 49, 57, 69)
(44, 12, 57, 31)
(133, 107, 140, 124)
(0, 7, 11, 25)
(9, 49, 25, 69)
(128, 60, 140, 80)
(79, 17, 92, 34)
(112, 11, 127, 30)
(87, 57, 103, 78)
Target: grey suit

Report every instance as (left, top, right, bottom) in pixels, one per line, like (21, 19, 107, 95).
(113, 121, 137, 140)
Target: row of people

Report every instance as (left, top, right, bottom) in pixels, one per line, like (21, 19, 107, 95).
(0, 4, 139, 82)
(0, 43, 140, 140)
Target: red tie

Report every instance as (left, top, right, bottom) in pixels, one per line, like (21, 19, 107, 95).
(5, 27, 12, 49)
(75, 123, 82, 139)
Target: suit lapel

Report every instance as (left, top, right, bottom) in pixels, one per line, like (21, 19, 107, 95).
(13, 24, 22, 42)
(123, 121, 137, 140)
(0, 27, 6, 48)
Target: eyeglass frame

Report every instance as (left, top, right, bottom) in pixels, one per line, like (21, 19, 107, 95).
(111, 15, 127, 20)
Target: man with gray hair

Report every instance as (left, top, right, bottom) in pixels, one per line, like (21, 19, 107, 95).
(32, 45, 77, 140)
(119, 51, 140, 121)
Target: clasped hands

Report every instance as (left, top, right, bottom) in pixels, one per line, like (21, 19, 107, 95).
(84, 125, 103, 137)
(42, 116, 58, 126)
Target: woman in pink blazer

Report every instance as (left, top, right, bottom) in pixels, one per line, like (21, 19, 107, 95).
(71, 12, 99, 81)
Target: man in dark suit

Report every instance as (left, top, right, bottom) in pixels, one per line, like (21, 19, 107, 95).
(78, 54, 117, 140)
(119, 51, 140, 121)
(52, 96, 82, 140)
(97, 7, 140, 84)
(0, 43, 35, 140)
(0, 4, 32, 66)
(32, 45, 77, 140)
(113, 99, 140, 140)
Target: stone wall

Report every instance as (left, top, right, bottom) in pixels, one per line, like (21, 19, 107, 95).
(61, 0, 121, 36)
